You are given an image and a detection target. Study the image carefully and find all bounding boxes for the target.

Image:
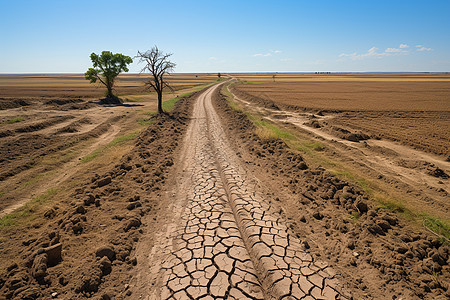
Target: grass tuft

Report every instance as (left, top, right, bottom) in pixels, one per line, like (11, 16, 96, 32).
(137, 118, 153, 126)
(4, 117, 25, 124)
(0, 188, 59, 228)
(422, 215, 450, 242)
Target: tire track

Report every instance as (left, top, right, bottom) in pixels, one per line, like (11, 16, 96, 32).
(154, 83, 349, 299)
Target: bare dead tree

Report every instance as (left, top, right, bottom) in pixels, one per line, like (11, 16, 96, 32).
(135, 46, 176, 114)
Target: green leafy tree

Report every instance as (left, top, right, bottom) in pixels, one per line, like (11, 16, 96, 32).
(85, 51, 133, 99)
(135, 46, 176, 114)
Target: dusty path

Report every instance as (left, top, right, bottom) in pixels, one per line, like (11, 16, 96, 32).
(134, 84, 348, 299)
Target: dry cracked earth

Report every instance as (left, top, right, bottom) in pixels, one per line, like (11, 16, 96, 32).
(134, 85, 349, 299)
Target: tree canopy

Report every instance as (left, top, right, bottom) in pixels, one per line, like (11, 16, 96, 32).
(85, 51, 133, 100)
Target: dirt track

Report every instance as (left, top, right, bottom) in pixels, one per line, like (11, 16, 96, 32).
(133, 84, 348, 299)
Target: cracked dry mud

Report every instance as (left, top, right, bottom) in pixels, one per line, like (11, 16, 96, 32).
(144, 84, 349, 299)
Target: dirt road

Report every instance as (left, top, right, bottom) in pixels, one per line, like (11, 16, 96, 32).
(134, 83, 349, 299)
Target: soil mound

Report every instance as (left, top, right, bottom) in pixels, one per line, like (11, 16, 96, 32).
(44, 99, 84, 106)
(330, 126, 370, 142)
(56, 118, 92, 134)
(0, 98, 32, 110)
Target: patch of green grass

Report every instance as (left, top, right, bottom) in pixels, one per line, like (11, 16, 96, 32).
(378, 198, 407, 214)
(221, 84, 243, 112)
(137, 118, 153, 126)
(295, 141, 325, 155)
(81, 131, 139, 163)
(162, 90, 197, 112)
(0, 192, 4, 197)
(162, 96, 180, 112)
(421, 214, 449, 242)
(349, 213, 361, 222)
(0, 188, 59, 228)
(3, 117, 25, 124)
(252, 117, 295, 141)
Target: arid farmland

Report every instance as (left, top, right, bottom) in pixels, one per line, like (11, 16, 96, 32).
(0, 73, 217, 98)
(234, 73, 450, 157)
(0, 73, 449, 299)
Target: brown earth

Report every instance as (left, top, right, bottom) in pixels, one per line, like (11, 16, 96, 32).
(0, 97, 134, 215)
(235, 80, 450, 111)
(0, 90, 199, 299)
(233, 79, 450, 159)
(230, 79, 449, 224)
(213, 86, 449, 299)
(0, 77, 448, 299)
(0, 74, 218, 98)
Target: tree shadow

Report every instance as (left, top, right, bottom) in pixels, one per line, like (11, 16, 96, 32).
(96, 97, 144, 107)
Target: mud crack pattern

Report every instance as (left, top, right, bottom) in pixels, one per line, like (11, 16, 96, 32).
(156, 84, 349, 299)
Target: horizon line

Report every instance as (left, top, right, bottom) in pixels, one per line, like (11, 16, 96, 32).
(0, 71, 449, 75)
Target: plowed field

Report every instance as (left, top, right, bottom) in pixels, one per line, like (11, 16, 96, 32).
(234, 74, 450, 158)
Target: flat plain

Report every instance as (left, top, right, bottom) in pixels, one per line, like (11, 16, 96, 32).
(0, 73, 217, 98)
(0, 73, 449, 299)
(234, 73, 450, 157)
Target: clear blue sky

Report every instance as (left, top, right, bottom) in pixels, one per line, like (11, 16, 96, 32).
(1, 0, 449, 73)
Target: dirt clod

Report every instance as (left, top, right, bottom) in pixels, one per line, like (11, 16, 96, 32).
(355, 199, 368, 214)
(98, 257, 112, 275)
(95, 246, 116, 261)
(124, 218, 141, 232)
(97, 176, 112, 187)
(84, 194, 96, 206)
(312, 211, 324, 220)
(42, 243, 62, 266)
(31, 254, 48, 280)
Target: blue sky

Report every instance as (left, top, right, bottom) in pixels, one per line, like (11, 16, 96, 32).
(1, 0, 449, 73)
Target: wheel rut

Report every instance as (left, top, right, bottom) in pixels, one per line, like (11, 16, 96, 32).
(153, 84, 349, 299)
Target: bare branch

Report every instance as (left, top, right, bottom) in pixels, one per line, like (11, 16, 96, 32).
(135, 46, 176, 114)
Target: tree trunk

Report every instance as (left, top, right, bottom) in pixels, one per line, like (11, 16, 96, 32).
(107, 85, 113, 98)
(157, 91, 163, 114)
